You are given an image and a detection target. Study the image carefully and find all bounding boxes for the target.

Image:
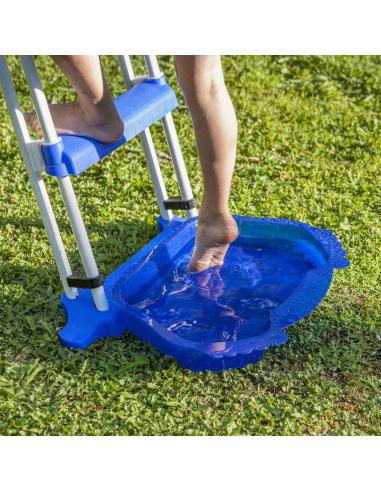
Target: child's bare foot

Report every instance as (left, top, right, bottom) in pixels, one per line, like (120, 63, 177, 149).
(187, 212, 238, 272)
(24, 101, 124, 144)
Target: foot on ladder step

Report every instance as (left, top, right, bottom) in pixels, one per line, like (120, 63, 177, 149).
(42, 77, 178, 177)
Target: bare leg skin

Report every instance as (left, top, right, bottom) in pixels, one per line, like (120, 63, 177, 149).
(174, 56, 238, 272)
(25, 56, 123, 143)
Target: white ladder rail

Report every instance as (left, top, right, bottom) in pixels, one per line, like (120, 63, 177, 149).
(19, 56, 109, 311)
(143, 56, 198, 219)
(118, 55, 172, 221)
(0, 56, 77, 300)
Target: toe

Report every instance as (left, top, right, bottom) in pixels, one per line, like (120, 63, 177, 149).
(24, 112, 33, 125)
(187, 244, 228, 272)
(186, 252, 213, 272)
(31, 120, 42, 137)
(24, 111, 42, 136)
(186, 258, 209, 272)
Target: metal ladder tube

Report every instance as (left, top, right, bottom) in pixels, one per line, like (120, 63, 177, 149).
(144, 56, 198, 219)
(0, 56, 77, 300)
(118, 55, 172, 221)
(20, 56, 109, 311)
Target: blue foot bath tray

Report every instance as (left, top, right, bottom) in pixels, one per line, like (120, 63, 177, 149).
(59, 216, 349, 371)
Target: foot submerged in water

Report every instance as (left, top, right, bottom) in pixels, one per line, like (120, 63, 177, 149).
(187, 213, 238, 272)
(24, 100, 124, 144)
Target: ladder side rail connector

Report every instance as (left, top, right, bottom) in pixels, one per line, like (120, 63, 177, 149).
(20, 56, 109, 311)
(0, 56, 77, 299)
(144, 56, 198, 219)
(118, 55, 172, 221)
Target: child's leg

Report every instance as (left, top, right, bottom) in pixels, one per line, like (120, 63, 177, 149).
(25, 55, 123, 143)
(174, 55, 238, 272)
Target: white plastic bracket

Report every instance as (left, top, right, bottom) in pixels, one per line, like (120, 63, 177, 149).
(131, 75, 149, 86)
(25, 140, 45, 173)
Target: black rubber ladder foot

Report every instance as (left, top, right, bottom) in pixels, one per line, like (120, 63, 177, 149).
(163, 197, 197, 211)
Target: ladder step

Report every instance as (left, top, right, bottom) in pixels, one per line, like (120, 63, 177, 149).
(44, 77, 178, 176)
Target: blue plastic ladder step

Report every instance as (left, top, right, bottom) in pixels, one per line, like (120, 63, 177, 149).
(44, 77, 178, 176)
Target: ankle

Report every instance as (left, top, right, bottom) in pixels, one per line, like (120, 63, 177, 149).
(197, 211, 238, 246)
(75, 98, 118, 127)
(74, 99, 104, 125)
(198, 208, 233, 224)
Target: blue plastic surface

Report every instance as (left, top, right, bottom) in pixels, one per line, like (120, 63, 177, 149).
(59, 216, 349, 371)
(41, 139, 67, 176)
(44, 77, 178, 176)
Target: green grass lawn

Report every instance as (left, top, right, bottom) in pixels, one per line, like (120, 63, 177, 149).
(0, 55, 380, 435)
